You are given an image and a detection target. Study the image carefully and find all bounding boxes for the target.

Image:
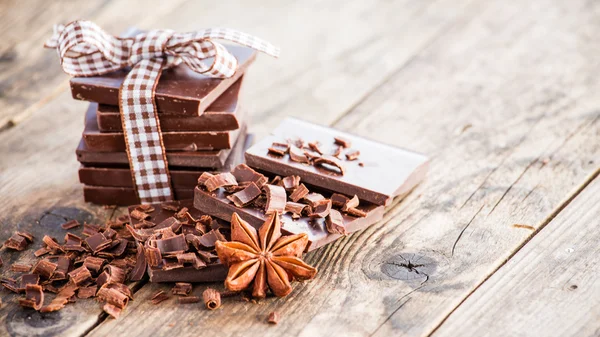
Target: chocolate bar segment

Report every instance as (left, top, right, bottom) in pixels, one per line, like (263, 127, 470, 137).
(194, 186, 384, 251)
(71, 45, 255, 116)
(83, 103, 242, 151)
(96, 77, 243, 132)
(84, 186, 194, 206)
(245, 118, 429, 206)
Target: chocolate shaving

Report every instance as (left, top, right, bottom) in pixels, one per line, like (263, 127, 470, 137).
(303, 193, 325, 207)
(345, 149, 360, 161)
(77, 286, 98, 299)
(103, 303, 122, 319)
(83, 256, 106, 274)
(151, 290, 170, 305)
(330, 193, 350, 208)
(226, 182, 261, 207)
(202, 288, 221, 310)
(172, 282, 193, 296)
(82, 223, 101, 236)
(130, 209, 150, 221)
(61, 219, 80, 229)
(85, 233, 112, 253)
(232, 164, 268, 187)
(178, 296, 200, 304)
(263, 184, 287, 214)
(332, 145, 343, 158)
(334, 136, 351, 148)
(103, 228, 117, 240)
(155, 234, 187, 254)
(32, 259, 58, 279)
(175, 207, 189, 221)
(197, 172, 214, 186)
(19, 274, 40, 292)
(270, 175, 282, 185)
(53, 256, 71, 280)
(104, 265, 126, 284)
(176, 252, 206, 269)
(5, 233, 29, 251)
(97, 287, 129, 309)
(137, 204, 155, 213)
(342, 195, 360, 212)
(161, 202, 180, 212)
(19, 284, 44, 310)
(17, 231, 34, 242)
(308, 141, 323, 155)
(346, 207, 367, 218)
(304, 150, 321, 161)
(285, 202, 308, 217)
(145, 245, 162, 267)
(326, 209, 346, 234)
(68, 266, 92, 286)
(204, 172, 238, 192)
(34, 247, 51, 257)
(289, 146, 309, 163)
(289, 184, 309, 202)
(40, 283, 78, 313)
(281, 175, 301, 190)
(198, 229, 226, 248)
(130, 244, 147, 281)
(268, 142, 289, 156)
(267, 311, 280, 324)
(11, 263, 32, 273)
(309, 199, 332, 218)
(103, 283, 133, 299)
(162, 258, 184, 270)
(314, 155, 345, 175)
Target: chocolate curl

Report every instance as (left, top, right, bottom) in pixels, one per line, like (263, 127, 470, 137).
(202, 288, 221, 310)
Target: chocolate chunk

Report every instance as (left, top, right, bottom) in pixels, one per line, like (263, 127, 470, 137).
(202, 288, 221, 310)
(32, 259, 58, 279)
(61, 219, 80, 229)
(77, 286, 98, 299)
(5, 233, 29, 251)
(326, 209, 346, 235)
(345, 149, 360, 161)
(303, 193, 325, 207)
(334, 136, 351, 148)
(289, 146, 309, 163)
(309, 199, 332, 218)
(330, 193, 350, 208)
(19, 284, 44, 310)
(205, 173, 238, 192)
(281, 175, 301, 190)
(226, 182, 261, 207)
(267, 311, 280, 324)
(83, 256, 106, 274)
(342, 195, 360, 212)
(197, 172, 214, 187)
(231, 164, 268, 187)
(178, 296, 201, 304)
(263, 184, 287, 214)
(53, 256, 71, 280)
(289, 184, 309, 202)
(18, 274, 40, 292)
(85, 233, 112, 253)
(151, 290, 170, 305)
(69, 266, 92, 286)
(11, 263, 32, 273)
(155, 234, 187, 254)
(129, 244, 147, 281)
(172, 282, 193, 296)
(314, 155, 345, 175)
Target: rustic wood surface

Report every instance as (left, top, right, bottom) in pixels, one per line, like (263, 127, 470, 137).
(0, 0, 599, 336)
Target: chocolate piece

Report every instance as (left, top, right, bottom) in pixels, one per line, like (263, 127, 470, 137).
(326, 209, 346, 235)
(32, 259, 57, 279)
(155, 234, 187, 254)
(40, 283, 78, 313)
(332, 146, 343, 158)
(268, 142, 289, 156)
(205, 173, 237, 192)
(96, 77, 244, 132)
(345, 149, 360, 161)
(289, 184, 309, 202)
(313, 155, 345, 175)
(342, 195, 360, 212)
(17, 231, 34, 242)
(151, 290, 169, 305)
(202, 288, 221, 310)
(144, 246, 161, 267)
(178, 296, 200, 304)
(77, 127, 250, 170)
(172, 282, 193, 296)
(61, 219, 80, 229)
(77, 286, 98, 299)
(263, 184, 286, 214)
(281, 175, 301, 190)
(42, 235, 63, 252)
(53, 256, 71, 280)
(198, 230, 225, 248)
(130, 244, 147, 281)
(18, 274, 40, 292)
(285, 202, 308, 217)
(34, 247, 50, 257)
(11, 263, 32, 273)
(197, 172, 214, 187)
(346, 207, 367, 218)
(103, 265, 126, 284)
(83, 256, 106, 274)
(245, 119, 429, 206)
(308, 141, 323, 155)
(103, 303, 122, 319)
(289, 146, 309, 163)
(330, 193, 350, 208)
(303, 193, 325, 207)
(309, 199, 332, 218)
(334, 136, 351, 148)
(68, 266, 92, 286)
(4, 233, 29, 251)
(231, 164, 268, 187)
(85, 233, 112, 253)
(71, 46, 255, 115)
(19, 284, 44, 310)
(194, 187, 385, 251)
(176, 252, 206, 269)
(97, 287, 129, 309)
(83, 186, 194, 206)
(226, 182, 261, 207)
(83, 104, 241, 152)
(267, 311, 280, 324)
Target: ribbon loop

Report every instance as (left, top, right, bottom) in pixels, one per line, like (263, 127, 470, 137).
(45, 21, 279, 203)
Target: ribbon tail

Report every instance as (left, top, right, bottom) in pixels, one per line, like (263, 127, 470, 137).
(119, 58, 173, 204)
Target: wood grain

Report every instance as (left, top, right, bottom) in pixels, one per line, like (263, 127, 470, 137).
(86, 0, 600, 336)
(433, 175, 600, 337)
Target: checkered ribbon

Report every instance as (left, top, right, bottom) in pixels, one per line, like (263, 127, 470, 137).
(45, 21, 279, 203)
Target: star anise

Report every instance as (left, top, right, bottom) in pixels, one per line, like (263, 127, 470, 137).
(215, 212, 317, 298)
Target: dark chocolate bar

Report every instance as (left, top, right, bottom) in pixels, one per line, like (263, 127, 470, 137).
(71, 45, 255, 116)
(245, 118, 429, 206)
(96, 77, 243, 132)
(84, 186, 194, 206)
(83, 103, 243, 151)
(193, 187, 384, 251)
(76, 127, 249, 168)
(79, 167, 203, 189)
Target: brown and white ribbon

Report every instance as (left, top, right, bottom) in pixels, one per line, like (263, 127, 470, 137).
(45, 21, 279, 203)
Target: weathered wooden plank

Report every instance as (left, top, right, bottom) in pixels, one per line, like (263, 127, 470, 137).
(433, 176, 600, 337)
(85, 0, 600, 336)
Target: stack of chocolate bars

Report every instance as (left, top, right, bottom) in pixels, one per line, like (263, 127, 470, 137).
(126, 118, 430, 283)
(72, 46, 257, 206)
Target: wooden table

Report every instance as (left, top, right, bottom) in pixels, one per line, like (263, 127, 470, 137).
(1, 0, 598, 336)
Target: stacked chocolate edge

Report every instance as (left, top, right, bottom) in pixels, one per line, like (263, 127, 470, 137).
(126, 118, 430, 283)
(72, 45, 257, 206)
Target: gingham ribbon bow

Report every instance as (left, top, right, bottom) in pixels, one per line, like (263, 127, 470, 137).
(45, 21, 279, 204)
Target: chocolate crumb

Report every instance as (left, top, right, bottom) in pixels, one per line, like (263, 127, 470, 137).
(172, 282, 193, 296)
(308, 141, 323, 155)
(267, 311, 280, 324)
(345, 149, 360, 161)
(61, 220, 80, 230)
(151, 290, 170, 305)
(334, 136, 351, 148)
